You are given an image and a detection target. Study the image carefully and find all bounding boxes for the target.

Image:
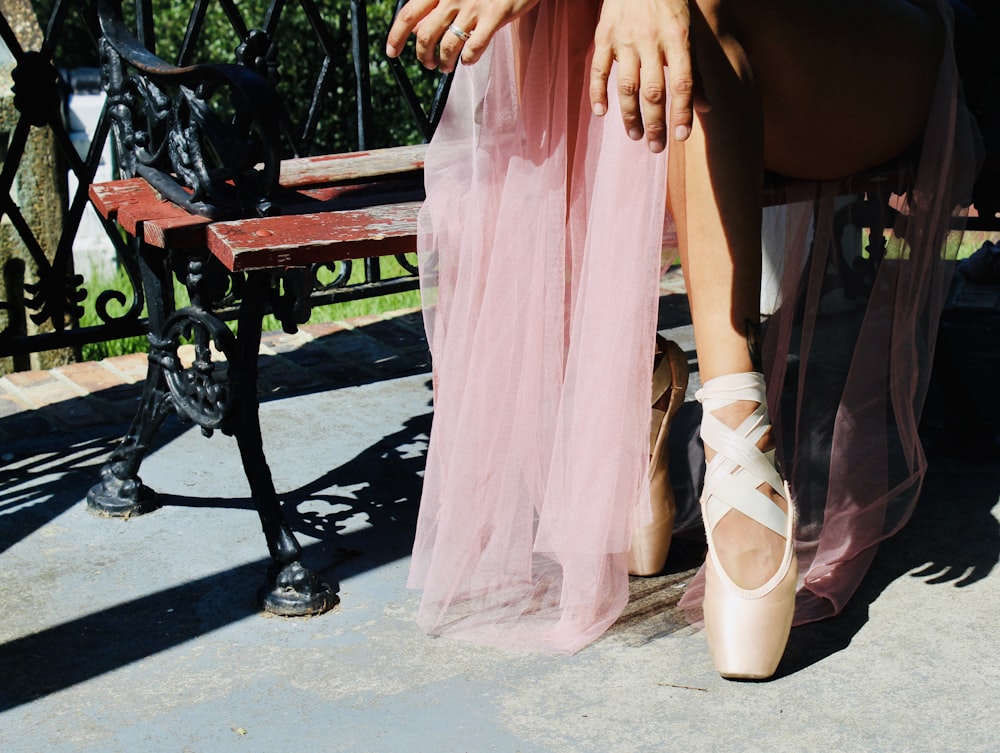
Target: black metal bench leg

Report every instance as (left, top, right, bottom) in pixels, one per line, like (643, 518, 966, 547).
(86, 355, 171, 516)
(87, 236, 175, 517)
(231, 271, 337, 616)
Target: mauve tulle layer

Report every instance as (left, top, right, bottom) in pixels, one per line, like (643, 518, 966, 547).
(408, 0, 982, 653)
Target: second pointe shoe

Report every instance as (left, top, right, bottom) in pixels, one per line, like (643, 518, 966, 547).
(628, 335, 689, 576)
(696, 372, 796, 680)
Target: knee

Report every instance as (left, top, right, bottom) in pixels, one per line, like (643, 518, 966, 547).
(689, 0, 728, 34)
(686, 0, 756, 89)
(689, 0, 759, 46)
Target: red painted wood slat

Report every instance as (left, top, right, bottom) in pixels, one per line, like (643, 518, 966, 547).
(206, 201, 422, 271)
(278, 144, 426, 188)
(88, 178, 156, 220)
(90, 179, 211, 248)
(89, 144, 428, 265)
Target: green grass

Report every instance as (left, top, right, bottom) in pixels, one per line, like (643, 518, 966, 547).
(79, 256, 421, 362)
(862, 228, 988, 262)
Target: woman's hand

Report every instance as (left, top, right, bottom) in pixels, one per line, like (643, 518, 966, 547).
(386, 0, 541, 73)
(590, 0, 700, 152)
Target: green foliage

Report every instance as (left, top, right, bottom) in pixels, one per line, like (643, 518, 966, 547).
(77, 263, 151, 362)
(36, 0, 441, 152)
(33, 0, 101, 69)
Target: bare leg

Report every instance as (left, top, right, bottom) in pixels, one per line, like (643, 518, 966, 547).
(671, 0, 944, 588)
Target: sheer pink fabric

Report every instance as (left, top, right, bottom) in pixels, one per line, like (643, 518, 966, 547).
(408, 1, 669, 653)
(409, 0, 981, 652)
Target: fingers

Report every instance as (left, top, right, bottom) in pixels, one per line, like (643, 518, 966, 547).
(589, 49, 611, 118)
(389, 0, 540, 72)
(387, 0, 475, 72)
(391, 0, 690, 146)
(592, 40, 670, 152)
(662, 23, 695, 142)
(414, 9, 456, 69)
(637, 53, 668, 152)
(461, 9, 503, 66)
(590, 0, 701, 150)
(386, 0, 439, 58)
(416, 11, 477, 71)
(614, 49, 645, 143)
(437, 17, 474, 72)
(591, 33, 683, 152)
(629, 23, 691, 149)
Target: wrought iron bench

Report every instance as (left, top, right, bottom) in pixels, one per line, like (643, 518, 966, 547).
(85, 0, 1000, 620)
(86, 0, 449, 617)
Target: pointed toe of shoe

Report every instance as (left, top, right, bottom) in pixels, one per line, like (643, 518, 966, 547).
(703, 557, 797, 680)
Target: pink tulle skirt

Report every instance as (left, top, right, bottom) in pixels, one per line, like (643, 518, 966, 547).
(408, 0, 982, 653)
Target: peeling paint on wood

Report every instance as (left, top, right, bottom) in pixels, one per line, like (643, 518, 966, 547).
(92, 145, 426, 268)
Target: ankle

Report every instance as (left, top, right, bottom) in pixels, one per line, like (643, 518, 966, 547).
(696, 371, 790, 590)
(702, 398, 774, 463)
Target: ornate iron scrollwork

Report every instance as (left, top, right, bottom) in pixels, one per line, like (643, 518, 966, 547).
(153, 305, 237, 432)
(39, 0, 452, 619)
(395, 252, 419, 275)
(313, 261, 353, 294)
(23, 270, 87, 329)
(235, 29, 279, 85)
(97, 0, 281, 219)
(92, 238, 146, 328)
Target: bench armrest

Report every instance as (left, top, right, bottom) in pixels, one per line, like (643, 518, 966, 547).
(98, 0, 281, 219)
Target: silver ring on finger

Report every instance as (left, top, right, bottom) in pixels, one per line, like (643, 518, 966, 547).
(447, 23, 471, 42)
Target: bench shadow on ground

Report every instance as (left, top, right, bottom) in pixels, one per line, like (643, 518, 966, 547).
(0, 316, 433, 712)
(0, 314, 431, 555)
(0, 407, 432, 713)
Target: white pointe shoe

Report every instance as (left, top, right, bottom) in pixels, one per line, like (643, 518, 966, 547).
(696, 372, 797, 680)
(628, 336, 688, 576)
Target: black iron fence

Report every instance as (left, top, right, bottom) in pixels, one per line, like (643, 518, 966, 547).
(0, 0, 445, 373)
